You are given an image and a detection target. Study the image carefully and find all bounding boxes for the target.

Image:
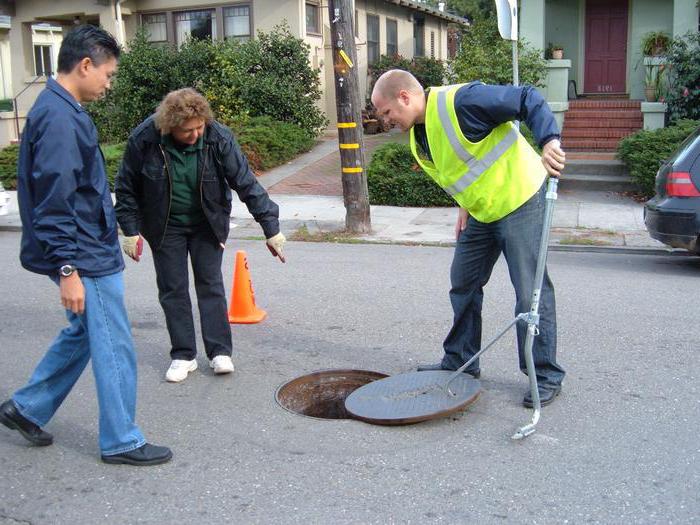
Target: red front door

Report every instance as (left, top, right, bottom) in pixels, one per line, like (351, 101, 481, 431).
(584, 0, 628, 94)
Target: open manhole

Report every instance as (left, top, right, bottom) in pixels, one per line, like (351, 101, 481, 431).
(276, 369, 388, 420)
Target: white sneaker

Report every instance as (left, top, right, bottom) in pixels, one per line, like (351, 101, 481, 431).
(165, 359, 198, 383)
(210, 355, 235, 375)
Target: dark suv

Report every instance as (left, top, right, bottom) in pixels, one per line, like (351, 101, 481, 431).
(644, 125, 700, 253)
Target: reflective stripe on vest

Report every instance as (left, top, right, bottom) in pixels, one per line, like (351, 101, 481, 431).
(436, 89, 520, 196)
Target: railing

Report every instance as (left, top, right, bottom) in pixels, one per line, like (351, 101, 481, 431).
(13, 74, 44, 142)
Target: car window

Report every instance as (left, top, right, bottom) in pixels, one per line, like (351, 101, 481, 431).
(669, 125, 700, 166)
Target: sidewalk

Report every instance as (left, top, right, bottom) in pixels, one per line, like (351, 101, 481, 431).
(0, 130, 671, 253)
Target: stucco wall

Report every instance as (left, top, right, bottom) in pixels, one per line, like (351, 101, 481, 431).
(629, 0, 674, 100)
(544, 0, 579, 90)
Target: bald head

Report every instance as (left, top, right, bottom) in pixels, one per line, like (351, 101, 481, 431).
(370, 69, 427, 131)
(372, 69, 423, 102)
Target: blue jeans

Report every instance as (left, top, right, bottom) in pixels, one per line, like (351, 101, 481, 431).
(442, 183, 566, 389)
(12, 272, 146, 455)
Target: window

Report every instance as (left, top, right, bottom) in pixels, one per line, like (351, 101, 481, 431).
(224, 6, 250, 41)
(430, 31, 435, 58)
(306, 3, 320, 34)
(175, 9, 216, 47)
(413, 18, 424, 57)
(142, 13, 167, 43)
(386, 19, 398, 56)
(33, 45, 52, 76)
(367, 14, 379, 65)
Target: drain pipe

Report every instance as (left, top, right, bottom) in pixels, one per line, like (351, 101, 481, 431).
(113, 0, 126, 46)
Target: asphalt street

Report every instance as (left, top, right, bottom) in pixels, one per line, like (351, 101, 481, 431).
(0, 232, 698, 524)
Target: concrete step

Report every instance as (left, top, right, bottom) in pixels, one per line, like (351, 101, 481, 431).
(559, 173, 636, 192)
(563, 159, 628, 177)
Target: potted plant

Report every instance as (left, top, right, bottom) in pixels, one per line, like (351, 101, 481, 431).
(641, 31, 670, 56)
(644, 64, 666, 102)
(546, 43, 564, 60)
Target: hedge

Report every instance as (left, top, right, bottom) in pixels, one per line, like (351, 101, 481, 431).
(617, 119, 700, 197)
(89, 24, 326, 144)
(367, 125, 542, 207)
(0, 144, 19, 189)
(0, 118, 312, 190)
(367, 143, 456, 207)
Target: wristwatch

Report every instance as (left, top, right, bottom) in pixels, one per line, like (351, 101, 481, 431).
(59, 264, 77, 277)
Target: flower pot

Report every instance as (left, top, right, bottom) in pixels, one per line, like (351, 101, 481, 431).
(644, 86, 658, 102)
(552, 49, 563, 59)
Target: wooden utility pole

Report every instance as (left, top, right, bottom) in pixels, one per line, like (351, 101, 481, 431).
(327, 0, 371, 233)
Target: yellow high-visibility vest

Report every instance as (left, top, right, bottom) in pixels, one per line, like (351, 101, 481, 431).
(409, 84, 546, 223)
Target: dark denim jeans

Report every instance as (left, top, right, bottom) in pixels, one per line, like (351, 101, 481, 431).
(442, 183, 565, 389)
(151, 222, 232, 361)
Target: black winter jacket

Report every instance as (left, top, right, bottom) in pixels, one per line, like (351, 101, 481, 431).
(115, 116, 280, 248)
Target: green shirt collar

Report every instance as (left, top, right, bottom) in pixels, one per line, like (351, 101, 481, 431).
(162, 133, 203, 154)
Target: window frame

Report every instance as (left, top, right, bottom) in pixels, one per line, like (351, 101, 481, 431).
(223, 5, 251, 41)
(386, 18, 398, 57)
(139, 5, 252, 47)
(33, 44, 52, 77)
(305, 2, 321, 35)
(142, 12, 168, 43)
(366, 13, 380, 65)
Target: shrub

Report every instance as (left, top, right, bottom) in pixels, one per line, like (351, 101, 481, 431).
(102, 143, 127, 190)
(88, 30, 177, 143)
(368, 54, 447, 93)
(0, 144, 19, 189)
(89, 25, 325, 143)
(221, 24, 327, 136)
(449, 17, 547, 87)
(231, 116, 315, 172)
(367, 143, 456, 207)
(665, 32, 700, 122)
(617, 119, 700, 197)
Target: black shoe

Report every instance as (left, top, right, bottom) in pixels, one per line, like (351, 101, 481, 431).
(416, 363, 481, 379)
(523, 385, 561, 408)
(0, 400, 53, 446)
(101, 443, 173, 466)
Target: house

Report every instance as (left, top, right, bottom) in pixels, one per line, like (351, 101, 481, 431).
(0, 16, 62, 144)
(520, 0, 700, 151)
(0, 0, 466, 146)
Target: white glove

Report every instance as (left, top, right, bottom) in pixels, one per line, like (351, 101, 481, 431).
(266, 232, 286, 263)
(122, 235, 142, 262)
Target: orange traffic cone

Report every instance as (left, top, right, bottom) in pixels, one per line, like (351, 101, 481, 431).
(228, 250, 267, 324)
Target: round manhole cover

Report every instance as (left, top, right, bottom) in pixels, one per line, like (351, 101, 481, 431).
(344, 371, 481, 425)
(276, 369, 389, 420)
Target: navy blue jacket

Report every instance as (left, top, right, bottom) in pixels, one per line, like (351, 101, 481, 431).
(18, 78, 124, 277)
(414, 82, 560, 160)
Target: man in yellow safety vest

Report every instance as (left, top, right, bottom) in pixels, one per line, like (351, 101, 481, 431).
(371, 69, 566, 407)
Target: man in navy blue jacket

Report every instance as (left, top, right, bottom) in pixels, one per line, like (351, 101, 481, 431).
(0, 26, 171, 466)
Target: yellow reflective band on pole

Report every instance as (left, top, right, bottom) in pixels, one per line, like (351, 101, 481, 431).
(337, 122, 357, 128)
(342, 167, 363, 173)
(339, 143, 359, 149)
(339, 50, 354, 68)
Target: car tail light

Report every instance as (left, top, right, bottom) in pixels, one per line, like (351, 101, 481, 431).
(665, 172, 700, 197)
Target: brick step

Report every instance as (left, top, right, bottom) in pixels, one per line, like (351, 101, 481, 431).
(569, 100, 641, 109)
(566, 110, 642, 120)
(562, 128, 638, 139)
(562, 138, 621, 151)
(563, 118, 643, 129)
